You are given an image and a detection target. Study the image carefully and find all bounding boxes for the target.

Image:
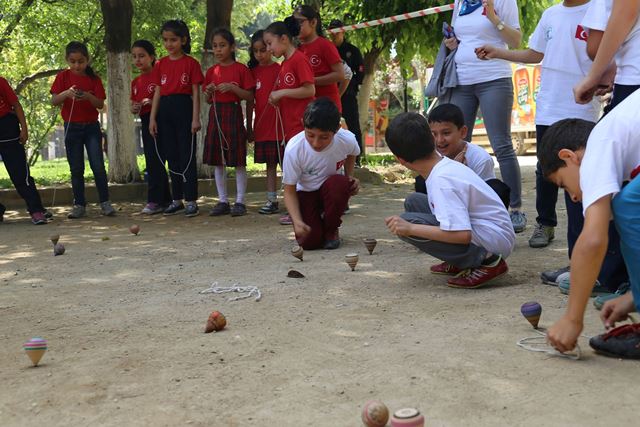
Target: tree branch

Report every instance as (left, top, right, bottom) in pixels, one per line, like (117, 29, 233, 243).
(0, 0, 36, 54)
(15, 69, 64, 95)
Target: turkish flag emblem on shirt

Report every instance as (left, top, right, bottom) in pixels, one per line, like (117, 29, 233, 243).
(336, 160, 345, 171)
(575, 25, 588, 41)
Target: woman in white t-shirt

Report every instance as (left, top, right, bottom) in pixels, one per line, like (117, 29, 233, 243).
(444, 0, 525, 233)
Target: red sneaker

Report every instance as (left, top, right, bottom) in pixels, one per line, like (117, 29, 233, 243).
(447, 257, 508, 289)
(430, 261, 463, 276)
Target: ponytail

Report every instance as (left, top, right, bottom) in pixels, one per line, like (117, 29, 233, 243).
(265, 19, 299, 40)
(161, 20, 192, 54)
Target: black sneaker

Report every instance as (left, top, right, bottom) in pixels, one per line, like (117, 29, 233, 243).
(540, 266, 570, 286)
(44, 209, 53, 219)
(184, 202, 199, 217)
(589, 324, 640, 359)
(230, 202, 247, 217)
(163, 201, 185, 216)
(0, 204, 5, 222)
(258, 200, 279, 215)
(209, 202, 230, 216)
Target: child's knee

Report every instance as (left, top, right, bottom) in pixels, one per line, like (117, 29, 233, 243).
(404, 192, 429, 212)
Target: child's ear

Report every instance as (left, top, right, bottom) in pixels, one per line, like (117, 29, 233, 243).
(557, 148, 579, 165)
(460, 125, 468, 140)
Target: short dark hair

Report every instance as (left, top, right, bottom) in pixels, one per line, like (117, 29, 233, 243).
(538, 118, 595, 177)
(385, 112, 435, 162)
(428, 103, 465, 129)
(303, 98, 341, 132)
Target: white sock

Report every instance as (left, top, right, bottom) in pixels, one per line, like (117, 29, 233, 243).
(214, 166, 227, 203)
(235, 167, 247, 204)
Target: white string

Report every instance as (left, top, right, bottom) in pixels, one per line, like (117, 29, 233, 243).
(274, 106, 287, 192)
(199, 282, 262, 302)
(152, 133, 195, 184)
(517, 327, 590, 361)
(210, 92, 231, 168)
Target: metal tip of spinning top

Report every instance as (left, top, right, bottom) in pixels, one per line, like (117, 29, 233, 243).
(291, 245, 303, 261)
(345, 253, 359, 271)
(363, 238, 377, 255)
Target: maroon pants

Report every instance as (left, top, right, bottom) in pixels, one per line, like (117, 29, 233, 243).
(296, 175, 350, 249)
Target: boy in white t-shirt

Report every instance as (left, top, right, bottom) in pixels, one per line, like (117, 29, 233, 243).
(539, 89, 640, 359)
(385, 112, 515, 289)
(282, 98, 360, 250)
(477, 0, 599, 251)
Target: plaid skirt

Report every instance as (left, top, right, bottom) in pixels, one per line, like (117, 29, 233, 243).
(204, 102, 247, 166)
(254, 140, 284, 165)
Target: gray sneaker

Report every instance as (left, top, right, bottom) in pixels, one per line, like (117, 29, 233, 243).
(510, 210, 527, 233)
(67, 205, 86, 219)
(528, 224, 555, 248)
(100, 201, 116, 216)
(184, 202, 199, 217)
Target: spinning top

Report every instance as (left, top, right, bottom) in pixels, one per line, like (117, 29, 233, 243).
(291, 245, 303, 261)
(521, 301, 542, 329)
(362, 400, 389, 427)
(53, 243, 65, 256)
(390, 408, 425, 427)
(23, 337, 47, 367)
(363, 238, 377, 255)
(50, 234, 60, 245)
(129, 224, 140, 236)
(205, 311, 227, 333)
(345, 253, 359, 271)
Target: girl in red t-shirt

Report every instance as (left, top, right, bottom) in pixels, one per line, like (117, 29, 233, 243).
(247, 30, 282, 215)
(293, 5, 344, 112)
(50, 41, 114, 219)
(130, 39, 171, 215)
(149, 20, 204, 217)
(203, 28, 255, 217)
(0, 76, 48, 224)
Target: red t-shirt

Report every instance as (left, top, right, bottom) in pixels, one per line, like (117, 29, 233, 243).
(0, 77, 18, 118)
(152, 55, 204, 96)
(131, 70, 157, 116)
(50, 69, 106, 123)
(251, 62, 281, 142)
(275, 50, 315, 141)
(204, 62, 255, 103)
(298, 36, 342, 112)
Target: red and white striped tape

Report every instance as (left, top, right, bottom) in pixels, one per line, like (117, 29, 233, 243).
(327, 3, 455, 34)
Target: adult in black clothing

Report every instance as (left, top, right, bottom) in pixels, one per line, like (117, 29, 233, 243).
(328, 19, 364, 165)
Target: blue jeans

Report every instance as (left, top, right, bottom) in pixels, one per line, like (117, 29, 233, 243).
(64, 122, 109, 206)
(446, 77, 522, 209)
(612, 177, 640, 312)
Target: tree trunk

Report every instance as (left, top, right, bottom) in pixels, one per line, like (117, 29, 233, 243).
(100, 0, 138, 183)
(198, 0, 233, 177)
(357, 48, 382, 156)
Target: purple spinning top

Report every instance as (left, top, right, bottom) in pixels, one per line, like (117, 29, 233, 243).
(521, 301, 542, 329)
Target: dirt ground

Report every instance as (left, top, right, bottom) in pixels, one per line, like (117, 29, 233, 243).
(0, 163, 636, 427)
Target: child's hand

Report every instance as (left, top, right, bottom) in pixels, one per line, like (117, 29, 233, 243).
(293, 220, 311, 238)
(573, 74, 600, 104)
(192, 119, 201, 134)
(71, 86, 85, 99)
(149, 119, 158, 137)
(482, 0, 497, 22)
(475, 45, 498, 60)
(384, 215, 413, 237)
(269, 90, 283, 105)
(19, 128, 28, 144)
(600, 292, 635, 329)
(348, 177, 360, 196)
(217, 83, 236, 93)
(131, 102, 142, 114)
(443, 37, 458, 50)
(141, 98, 152, 106)
(204, 83, 216, 97)
(547, 316, 583, 354)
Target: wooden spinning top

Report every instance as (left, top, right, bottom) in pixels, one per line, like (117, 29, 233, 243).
(345, 253, 359, 271)
(23, 337, 47, 367)
(521, 301, 542, 329)
(362, 400, 389, 427)
(129, 224, 140, 236)
(50, 234, 60, 245)
(291, 245, 303, 261)
(363, 238, 377, 255)
(390, 408, 425, 427)
(53, 243, 65, 256)
(205, 311, 227, 333)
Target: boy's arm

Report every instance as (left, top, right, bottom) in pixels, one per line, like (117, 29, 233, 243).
(385, 216, 472, 245)
(344, 154, 360, 195)
(476, 46, 544, 64)
(284, 184, 311, 237)
(547, 195, 612, 353)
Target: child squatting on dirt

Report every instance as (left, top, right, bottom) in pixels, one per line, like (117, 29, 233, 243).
(384, 112, 516, 289)
(282, 97, 360, 250)
(539, 90, 640, 359)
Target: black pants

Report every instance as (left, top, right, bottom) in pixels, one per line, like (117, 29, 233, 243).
(535, 125, 560, 227)
(603, 84, 640, 115)
(0, 114, 44, 214)
(341, 93, 362, 162)
(141, 113, 171, 205)
(157, 95, 198, 201)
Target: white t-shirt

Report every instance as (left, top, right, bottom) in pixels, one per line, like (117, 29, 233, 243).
(581, 0, 640, 85)
(528, 3, 600, 125)
(580, 89, 640, 214)
(283, 128, 360, 192)
(460, 141, 496, 180)
(454, 0, 521, 85)
(426, 157, 516, 257)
